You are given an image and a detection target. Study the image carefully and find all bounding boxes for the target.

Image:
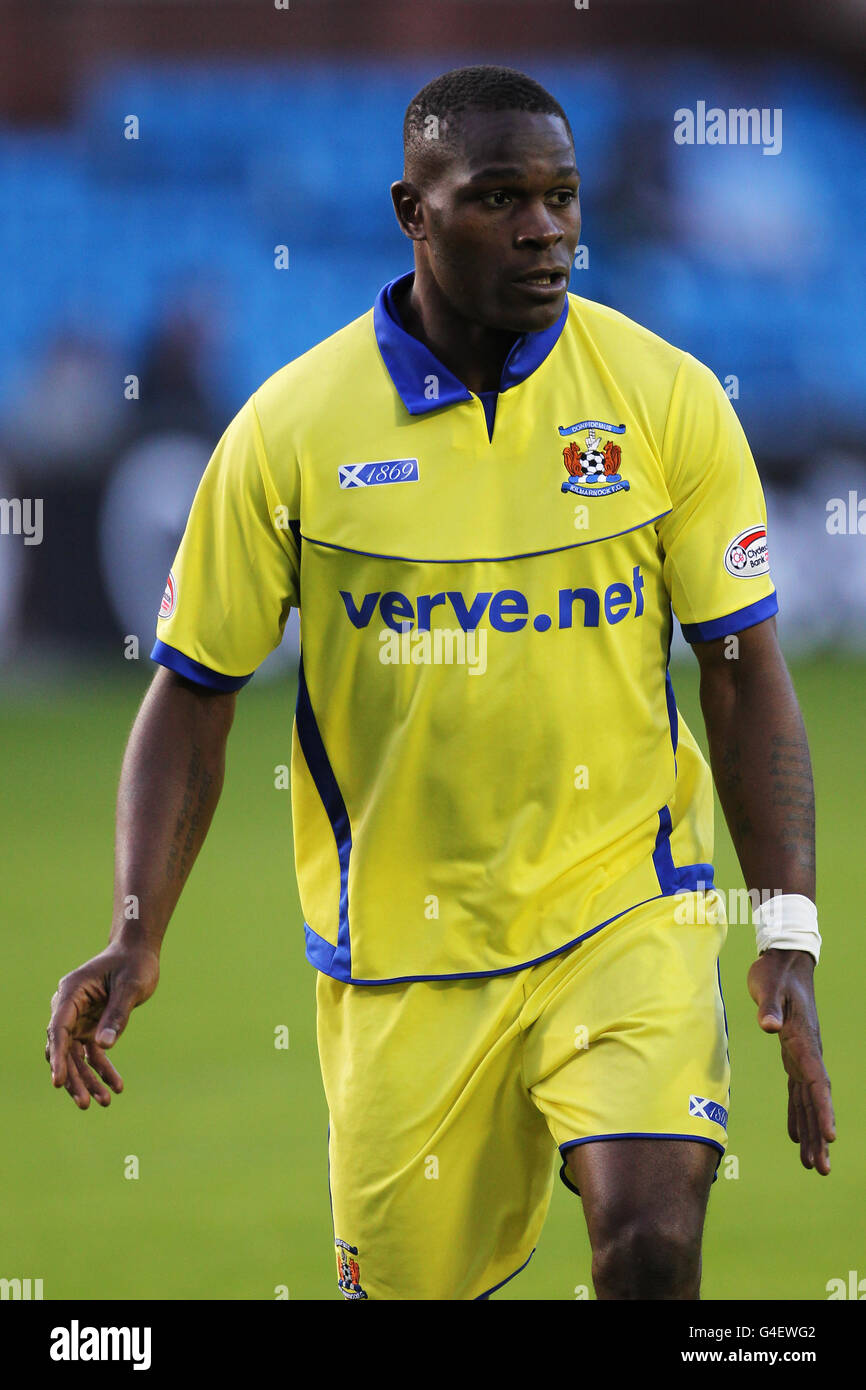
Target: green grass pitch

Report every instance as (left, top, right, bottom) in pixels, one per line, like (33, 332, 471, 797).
(2, 656, 863, 1300)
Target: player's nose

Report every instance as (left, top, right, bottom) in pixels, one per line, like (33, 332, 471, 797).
(515, 221, 563, 246)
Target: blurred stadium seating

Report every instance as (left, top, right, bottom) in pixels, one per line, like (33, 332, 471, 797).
(1, 54, 865, 663)
(1, 57, 864, 434)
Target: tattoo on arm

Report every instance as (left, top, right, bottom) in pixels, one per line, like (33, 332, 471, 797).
(768, 733, 816, 875)
(165, 744, 214, 883)
(715, 733, 815, 876)
(719, 742, 754, 842)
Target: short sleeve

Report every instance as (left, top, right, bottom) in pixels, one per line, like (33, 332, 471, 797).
(657, 353, 778, 643)
(151, 394, 300, 689)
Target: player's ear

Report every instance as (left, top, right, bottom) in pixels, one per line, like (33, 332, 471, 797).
(390, 180, 426, 241)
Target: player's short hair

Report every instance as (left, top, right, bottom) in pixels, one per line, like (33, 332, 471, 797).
(403, 65, 574, 186)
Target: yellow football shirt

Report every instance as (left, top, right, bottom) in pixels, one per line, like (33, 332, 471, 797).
(152, 271, 777, 983)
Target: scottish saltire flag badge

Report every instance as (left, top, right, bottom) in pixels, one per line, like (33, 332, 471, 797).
(689, 1095, 729, 1128)
(339, 459, 419, 488)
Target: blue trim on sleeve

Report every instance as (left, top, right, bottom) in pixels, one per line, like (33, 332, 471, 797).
(295, 654, 353, 979)
(150, 640, 254, 691)
(373, 270, 569, 416)
(681, 592, 779, 643)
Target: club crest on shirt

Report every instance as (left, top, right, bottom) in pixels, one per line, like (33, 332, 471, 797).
(559, 419, 629, 498)
(335, 1238, 368, 1300)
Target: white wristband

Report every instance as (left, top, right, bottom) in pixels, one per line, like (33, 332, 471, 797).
(753, 893, 821, 964)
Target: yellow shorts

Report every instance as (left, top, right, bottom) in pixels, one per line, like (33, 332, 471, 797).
(317, 890, 730, 1300)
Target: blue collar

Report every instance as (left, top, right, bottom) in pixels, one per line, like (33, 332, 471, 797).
(373, 270, 569, 416)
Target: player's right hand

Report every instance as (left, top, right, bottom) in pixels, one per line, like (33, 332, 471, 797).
(44, 942, 160, 1108)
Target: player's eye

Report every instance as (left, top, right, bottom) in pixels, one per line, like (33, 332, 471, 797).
(481, 190, 513, 208)
(548, 189, 578, 205)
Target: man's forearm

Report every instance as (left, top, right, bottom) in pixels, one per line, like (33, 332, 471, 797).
(696, 620, 833, 1174)
(697, 623, 815, 900)
(110, 668, 236, 955)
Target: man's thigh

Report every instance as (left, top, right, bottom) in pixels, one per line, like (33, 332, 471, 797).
(522, 890, 730, 1294)
(317, 969, 556, 1301)
(523, 890, 731, 1164)
(566, 1136, 718, 1298)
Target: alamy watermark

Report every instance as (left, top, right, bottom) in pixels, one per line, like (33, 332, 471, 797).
(674, 884, 784, 926)
(826, 491, 866, 535)
(49, 1321, 151, 1370)
(1, 1277, 43, 1299)
(674, 102, 782, 156)
(0, 497, 43, 545)
(378, 625, 487, 675)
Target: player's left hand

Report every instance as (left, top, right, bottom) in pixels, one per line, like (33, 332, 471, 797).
(748, 948, 835, 1175)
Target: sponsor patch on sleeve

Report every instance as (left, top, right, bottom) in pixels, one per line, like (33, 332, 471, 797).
(724, 525, 769, 578)
(158, 570, 177, 620)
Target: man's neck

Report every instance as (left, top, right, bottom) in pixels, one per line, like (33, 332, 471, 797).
(392, 274, 520, 396)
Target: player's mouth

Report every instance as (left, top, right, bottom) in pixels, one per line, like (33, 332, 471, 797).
(510, 267, 569, 299)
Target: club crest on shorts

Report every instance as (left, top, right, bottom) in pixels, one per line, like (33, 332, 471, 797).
(158, 570, 177, 620)
(559, 419, 629, 497)
(335, 1238, 368, 1300)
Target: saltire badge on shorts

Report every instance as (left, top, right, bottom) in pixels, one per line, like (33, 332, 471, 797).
(688, 1095, 728, 1128)
(335, 1237, 368, 1300)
